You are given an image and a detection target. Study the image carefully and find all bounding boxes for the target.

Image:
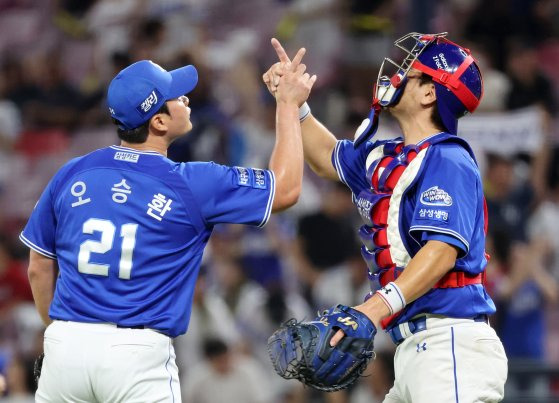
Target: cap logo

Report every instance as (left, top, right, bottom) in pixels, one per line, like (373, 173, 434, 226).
(137, 89, 162, 115)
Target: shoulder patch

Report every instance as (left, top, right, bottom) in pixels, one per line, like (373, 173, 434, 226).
(420, 186, 453, 206)
(234, 167, 268, 189)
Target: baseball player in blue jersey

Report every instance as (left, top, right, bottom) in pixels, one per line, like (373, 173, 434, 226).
(20, 49, 316, 402)
(264, 33, 508, 402)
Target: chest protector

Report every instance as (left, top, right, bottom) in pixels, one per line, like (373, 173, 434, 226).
(356, 134, 486, 325)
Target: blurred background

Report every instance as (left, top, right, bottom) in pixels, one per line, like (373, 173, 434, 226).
(0, 0, 558, 402)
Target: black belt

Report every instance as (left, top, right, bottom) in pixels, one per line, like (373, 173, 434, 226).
(388, 314, 488, 345)
(116, 324, 145, 329)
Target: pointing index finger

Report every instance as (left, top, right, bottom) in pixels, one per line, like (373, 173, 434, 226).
(271, 38, 291, 63)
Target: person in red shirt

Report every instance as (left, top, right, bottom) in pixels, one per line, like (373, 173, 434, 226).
(0, 236, 33, 315)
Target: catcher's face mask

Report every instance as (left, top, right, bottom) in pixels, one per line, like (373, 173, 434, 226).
(354, 32, 482, 148)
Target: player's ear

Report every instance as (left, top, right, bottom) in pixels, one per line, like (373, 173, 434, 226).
(420, 82, 437, 107)
(149, 112, 169, 134)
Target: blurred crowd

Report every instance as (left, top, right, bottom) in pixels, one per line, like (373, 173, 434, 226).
(1, 0, 559, 402)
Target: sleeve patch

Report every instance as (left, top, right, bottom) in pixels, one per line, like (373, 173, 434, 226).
(234, 167, 268, 189)
(420, 186, 453, 206)
(416, 208, 449, 222)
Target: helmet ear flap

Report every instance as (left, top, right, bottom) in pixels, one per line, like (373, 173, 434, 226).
(433, 83, 458, 134)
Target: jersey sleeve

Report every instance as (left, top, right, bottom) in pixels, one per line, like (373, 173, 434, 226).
(331, 140, 375, 196)
(20, 178, 58, 259)
(184, 162, 275, 227)
(409, 144, 481, 256)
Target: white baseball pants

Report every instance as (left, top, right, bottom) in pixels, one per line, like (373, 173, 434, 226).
(36, 320, 181, 403)
(383, 317, 508, 403)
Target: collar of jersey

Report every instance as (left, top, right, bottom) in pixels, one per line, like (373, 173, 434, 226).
(416, 131, 445, 146)
(110, 145, 162, 155)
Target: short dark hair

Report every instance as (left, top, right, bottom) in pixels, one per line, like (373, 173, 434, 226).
(112, 102, 170, 144)
(418, 74, 445, 132)
(203, 338, 228, 359)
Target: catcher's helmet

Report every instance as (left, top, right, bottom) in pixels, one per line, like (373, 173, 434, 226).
(354, 32, 483, 147)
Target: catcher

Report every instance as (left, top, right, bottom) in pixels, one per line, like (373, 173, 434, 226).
(265, 33, 507, 402)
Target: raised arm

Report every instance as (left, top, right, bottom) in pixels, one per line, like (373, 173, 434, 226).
(270, 47, 317, 212)
(264, 38, 339, 181)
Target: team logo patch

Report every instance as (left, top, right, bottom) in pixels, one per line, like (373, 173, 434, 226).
(234, 167, 268, 189)
(420, 186, 452, 206)
(136, 89, 162, 115)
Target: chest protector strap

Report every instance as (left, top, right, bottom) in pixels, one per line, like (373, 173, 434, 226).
(375, 265, 484, 289)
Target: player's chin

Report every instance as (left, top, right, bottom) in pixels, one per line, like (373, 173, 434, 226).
(178, 120, 193, 135)
(185, 121, 193, 133)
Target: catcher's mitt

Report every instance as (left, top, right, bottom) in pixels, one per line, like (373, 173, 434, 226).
(267, 304, 376, 392)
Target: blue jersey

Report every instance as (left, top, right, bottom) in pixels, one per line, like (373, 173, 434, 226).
(20, 146, 275, 337)
(332, 133, 495, 328)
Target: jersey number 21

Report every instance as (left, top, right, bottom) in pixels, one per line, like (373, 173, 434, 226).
(78, 218, 138, 279)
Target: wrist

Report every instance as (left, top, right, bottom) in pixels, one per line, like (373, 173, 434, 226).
(375, 282, 406, 316)
(276, 100, 300, 111)
(355, 296, 390, 329)
(299, 102, 311, 122)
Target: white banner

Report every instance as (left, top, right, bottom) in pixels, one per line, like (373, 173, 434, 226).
(458, 106, 544, 155)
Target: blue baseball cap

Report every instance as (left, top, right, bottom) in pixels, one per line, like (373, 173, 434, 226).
(107, 60, 198, 129)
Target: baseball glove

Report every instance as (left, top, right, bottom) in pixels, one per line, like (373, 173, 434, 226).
(267, 304, 376, 392)
(33, 353, 44, 386)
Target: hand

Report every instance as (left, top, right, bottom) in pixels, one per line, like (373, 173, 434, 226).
(263, 38, 289, 95)
(262, 61, 285, 95)
(330, 302, 380, 347)
(274, 46, 317, 106)
(263, 38, 316, 102)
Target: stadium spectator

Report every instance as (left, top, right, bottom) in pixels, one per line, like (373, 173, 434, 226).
(292, 181, 357, 308)
(484, 153, 535, 242)
(182, 338, 274, 403)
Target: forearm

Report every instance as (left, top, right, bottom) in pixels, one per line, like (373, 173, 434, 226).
(356, 240, 458, 328)
(301, 115, 338, 180)
(28, 251, 58, 326)
(270, 101, 304, 212)
(532, 266, 559, 303)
